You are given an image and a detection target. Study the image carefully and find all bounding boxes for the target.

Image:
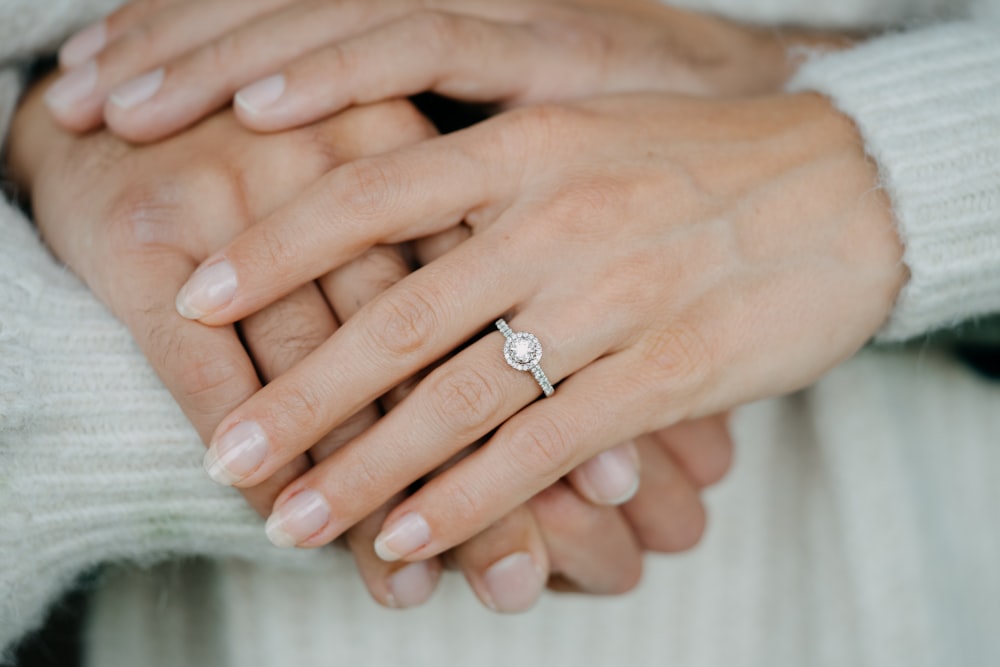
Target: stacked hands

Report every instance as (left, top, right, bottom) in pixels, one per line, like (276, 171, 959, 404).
(10, 0, 908, 611)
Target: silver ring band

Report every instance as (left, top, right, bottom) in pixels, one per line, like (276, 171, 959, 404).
(496, 318, 554, 397)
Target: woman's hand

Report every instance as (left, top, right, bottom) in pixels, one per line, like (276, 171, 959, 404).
(172, 91, 905, 561)
(45, 0, 848, 142)
(9, 77, 733, 610)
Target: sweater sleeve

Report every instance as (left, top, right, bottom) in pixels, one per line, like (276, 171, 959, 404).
(0, 1, 336, 659)
(0, 194, 334, 660)
(787, 21, 1000, 342)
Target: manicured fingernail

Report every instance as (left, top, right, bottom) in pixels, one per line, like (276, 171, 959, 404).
(203, 421, 268, 486)
(60, 21, 106, 68)
(579, 444, 640, 505)
(235, 74, 286, 114)
(386, 561, 437, 608)
(109, 67, 164, 109)
(44, 60, 97, 111)
(265, 489, 330, 548)
(175, 259, 238, 319)
(483, 552, 546, 613)
(374, 513, 430, 562)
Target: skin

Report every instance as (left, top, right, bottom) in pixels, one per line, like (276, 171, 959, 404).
(163, 92, 906, 562)
(45, 0, 852, 141)
(8, 77, 733, 612)
(41, 0, 893, 564)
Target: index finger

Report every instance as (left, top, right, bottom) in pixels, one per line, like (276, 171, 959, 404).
(174, 120, 517, 325)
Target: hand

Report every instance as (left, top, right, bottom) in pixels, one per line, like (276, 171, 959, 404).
(170, 92, 905, 562)
(45, 0, 851, 141)
(9, 78, 733, 610)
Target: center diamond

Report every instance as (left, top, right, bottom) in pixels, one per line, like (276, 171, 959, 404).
(503, 332, 542, 371)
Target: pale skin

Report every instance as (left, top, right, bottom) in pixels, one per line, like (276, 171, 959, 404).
(9, 75, 733, 612)
(43, 0, 902, 563)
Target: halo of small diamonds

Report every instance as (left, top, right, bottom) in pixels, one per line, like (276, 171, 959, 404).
(503, 332, 543, 371)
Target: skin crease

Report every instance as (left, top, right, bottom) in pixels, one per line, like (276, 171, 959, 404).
(168, 91, 906, 563)
(46, 0, 852, 142)
(41, 0, 895, 562)
(8, 76, 733, 612)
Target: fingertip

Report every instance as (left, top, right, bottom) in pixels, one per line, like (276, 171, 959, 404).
(569, 442, 641, 506)
(59, 21, 107, 69)
(234, 73, 286, 117)
(385, 559, 441, 609)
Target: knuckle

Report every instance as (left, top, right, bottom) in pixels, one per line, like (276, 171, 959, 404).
(167, 340, 250, 415)
(412, 10, 462, 49)
(425, 366, 503, 438)
(642, 320, 715, 397)
(512, 414, 576, 476)
(104, 181, 186, 254)
(440, 478, 484, 526)
(271, 382, 328, 433)
(115, 20, 158, 59)
(198, 31, 249, 86)
(336, 158, 403, 222)
(364, 286, 439, 358)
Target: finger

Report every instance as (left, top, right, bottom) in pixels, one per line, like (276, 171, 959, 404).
(46, 0, 292, 132)
(527, 483, 643, 595)
(259, 306, 623, 552)
(370, 350, 655, 561)
(346, 497, 443, 609)
(174, 121, 518, 326)
(115, 249, 304, 517)
(619, 433, 708, 553)
(59, 0, 186, 68)
(653, 413, 734, 489)
(194, 233, 537, 490)
(100, 0, 435, 142)
(565, 441, 641, 506)
(233, 11, 543, 132)
(450, 504, 549, 613)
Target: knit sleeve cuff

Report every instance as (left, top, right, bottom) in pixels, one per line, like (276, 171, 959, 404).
(787, 22, 1000, 342)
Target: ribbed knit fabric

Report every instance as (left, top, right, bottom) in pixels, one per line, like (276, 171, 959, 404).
(788, 22, 1000, 341)
(83, 350, 1000, 667)
(0, 0, 998, 665)
(0, 200, 330, 660)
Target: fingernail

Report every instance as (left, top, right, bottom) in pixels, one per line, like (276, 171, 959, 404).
(580, 445, 640, 505)
(235, 74, 286, 114)
(109, 67, 164, 109)
(265, 489, 330, 548)
(44, 60, 97, 111)
(386, 561, 437, 608)
(374, 513, 430, 562)
(203, 421, 269, 486)
(175, 259, 238, 319)
(483, 552, 546, 613)
(60, 21, 106, 68)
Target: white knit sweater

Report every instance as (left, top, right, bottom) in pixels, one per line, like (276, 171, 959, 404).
(1, 1, 999, 666)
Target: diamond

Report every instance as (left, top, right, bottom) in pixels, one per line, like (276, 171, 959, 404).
(503, 332, 542, 371)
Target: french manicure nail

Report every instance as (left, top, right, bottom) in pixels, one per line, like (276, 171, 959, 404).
(203, 421, 268, 486)
(175, 260, 238, 319)
(109, 67, 164, 109)
(265, 489, 330, 548)
(374, 513, 431, 562)
(235, 74, 286, 114)
(60, 21, 106, 68)
(580, 445, 640, 505)
(386, 561, 437, 608)
(483, 552, 545, 613)
(44, 60, 98, 111)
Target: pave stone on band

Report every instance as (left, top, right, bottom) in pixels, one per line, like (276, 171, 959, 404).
(496, 318, 555, 397)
